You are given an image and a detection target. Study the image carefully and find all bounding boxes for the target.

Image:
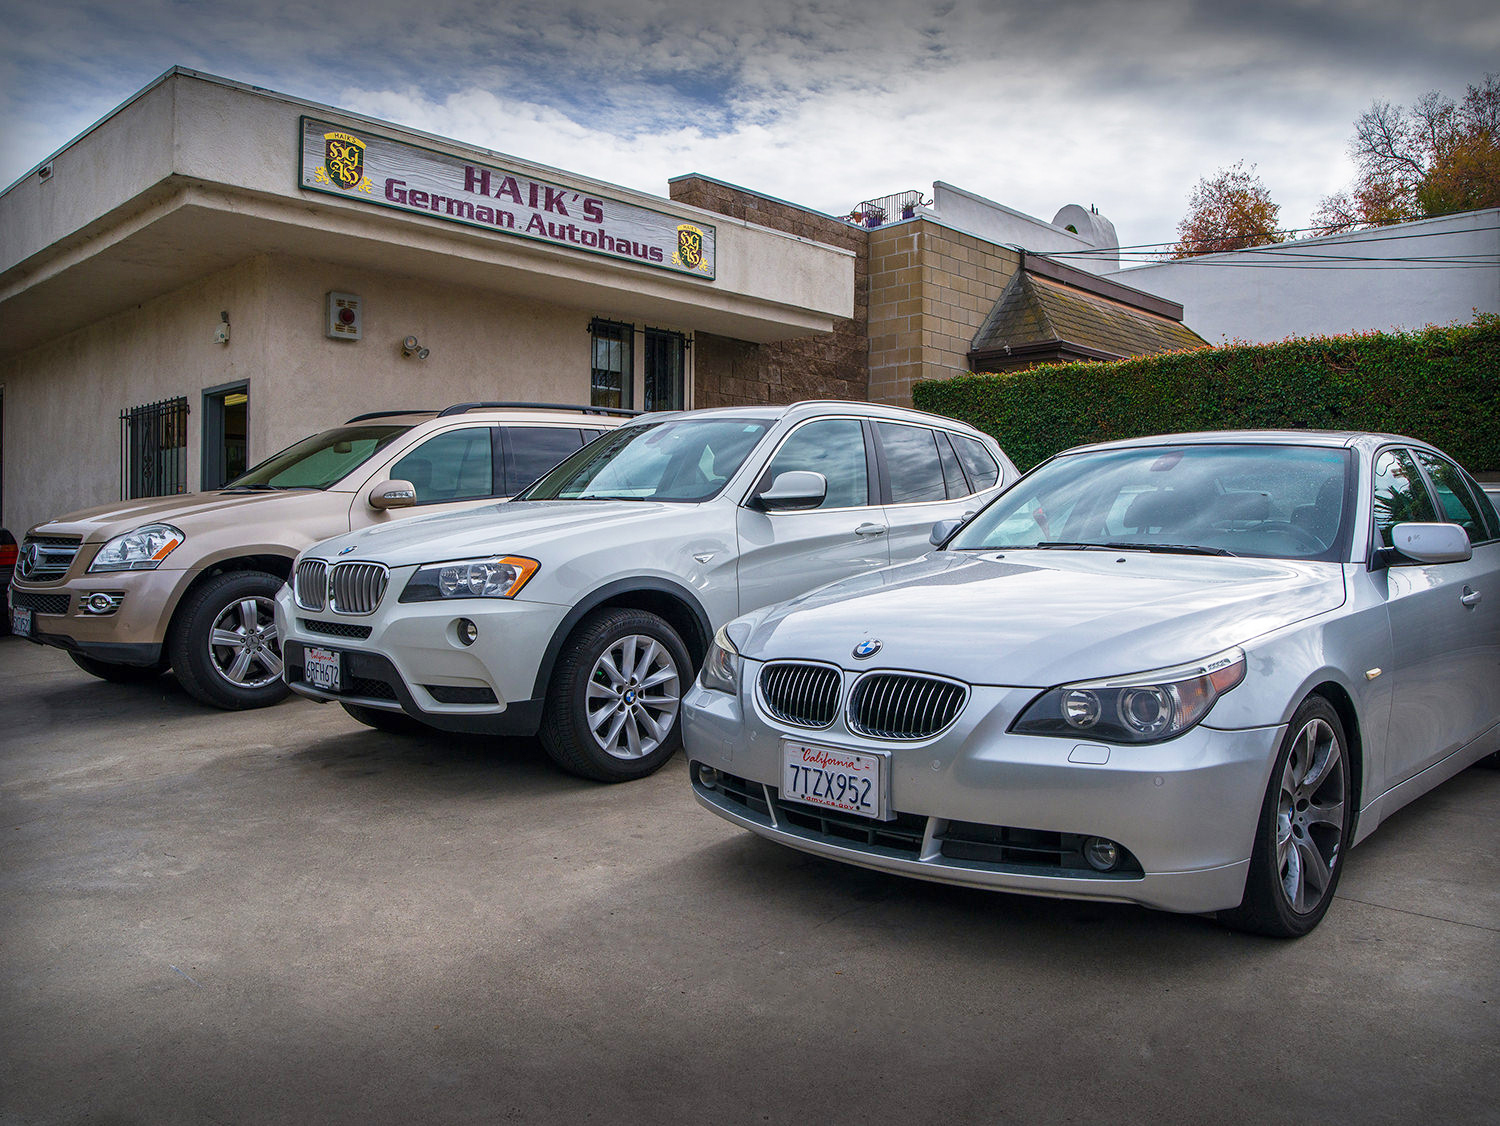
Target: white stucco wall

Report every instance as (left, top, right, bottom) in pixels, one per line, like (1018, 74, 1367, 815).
(1103, 210, 1500, 343)
(0, 251, 683, 535)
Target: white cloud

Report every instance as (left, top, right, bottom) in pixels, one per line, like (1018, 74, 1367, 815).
(2, 0, 1496, 246)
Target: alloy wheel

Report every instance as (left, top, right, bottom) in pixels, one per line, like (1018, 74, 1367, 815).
(584, 633, 681, 760)
(208, 595, 284, 689)
(1275, 716, 1347, 914)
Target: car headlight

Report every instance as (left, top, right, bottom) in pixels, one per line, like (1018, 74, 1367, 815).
(1012, 647, 1246, 744)
(398, 556, 539, 602)
(88, 524, 185, 572)
(699, 623, 747, 694)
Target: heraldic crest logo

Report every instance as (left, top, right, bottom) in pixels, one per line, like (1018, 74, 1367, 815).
(672, 224, 711, 273)
(316, 131, 373, 193)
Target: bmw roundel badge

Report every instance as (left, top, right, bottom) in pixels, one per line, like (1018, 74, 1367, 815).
(853, 638, 882, 660)
(338, 545, 358, 556)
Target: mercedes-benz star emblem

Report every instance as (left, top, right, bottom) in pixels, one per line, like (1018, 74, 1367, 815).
(18, 542, 38, 580)
(853, 639, 882, 660)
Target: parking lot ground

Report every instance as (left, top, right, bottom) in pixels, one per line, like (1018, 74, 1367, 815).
(2, 635, 1497, 1125)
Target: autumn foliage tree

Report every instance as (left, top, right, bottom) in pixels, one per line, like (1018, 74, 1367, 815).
(1170, 161, 1285, 258)
(1313, 72, 1500, 233)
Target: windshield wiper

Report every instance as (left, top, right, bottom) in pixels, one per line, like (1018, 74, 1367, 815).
(220, 484, 317, 493)
(1031, 541, 1237, 557)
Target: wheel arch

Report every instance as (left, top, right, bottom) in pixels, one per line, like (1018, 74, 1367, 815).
(530, 578, 713, 701)
(164, 554, 295, 639)
(1305, 679, 1365, 840)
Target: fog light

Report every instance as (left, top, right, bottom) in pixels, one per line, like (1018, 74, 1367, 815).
(83, 592, 124, 615)
(697, 764, 719, 790)
(457, 618, 478, 646)
(1083, 837, 1120, 872)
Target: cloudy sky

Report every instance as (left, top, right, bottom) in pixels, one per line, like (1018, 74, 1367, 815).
(2, 0, 1496, 248)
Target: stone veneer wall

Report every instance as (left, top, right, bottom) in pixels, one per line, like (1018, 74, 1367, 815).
(867, 220, 1021, 405)
(668, 176, 869, 407)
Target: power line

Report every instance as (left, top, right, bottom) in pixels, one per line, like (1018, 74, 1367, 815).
(1051, 221, 1500, 257)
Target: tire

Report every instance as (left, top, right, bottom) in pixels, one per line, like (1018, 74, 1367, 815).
(168, 570, 289, 710)
(540, 607, 691, 782)
(340, 701, 428, 735)
(1220, 696, 1353, 938)
(69, 651, 166, 684)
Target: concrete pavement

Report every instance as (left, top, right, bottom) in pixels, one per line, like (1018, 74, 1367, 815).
(1, 637, 1496, 1124)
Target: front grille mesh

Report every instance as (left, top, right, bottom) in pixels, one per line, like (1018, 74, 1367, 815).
(758, 662, 842, 728)
(848, 673, 967, 740)
(295, 560, 327, 611)
(329, 563, 388, 615)
(300, 618, 372, 640)
(11, 591, 69, 615)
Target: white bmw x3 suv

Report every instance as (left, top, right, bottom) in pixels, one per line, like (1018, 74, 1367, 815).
(275, 401, 1016, 781)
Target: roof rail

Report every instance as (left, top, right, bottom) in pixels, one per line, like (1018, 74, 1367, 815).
(344, 409, 436, 423)
(436, 401, 641, 418)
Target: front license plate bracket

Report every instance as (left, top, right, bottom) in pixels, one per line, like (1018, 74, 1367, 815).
(780, 741, 891, 822)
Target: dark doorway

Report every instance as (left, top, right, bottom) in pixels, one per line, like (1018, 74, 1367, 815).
(202, 382, 249, 490)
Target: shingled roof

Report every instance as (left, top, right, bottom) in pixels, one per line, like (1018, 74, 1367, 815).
(969, 258, 1207, 371)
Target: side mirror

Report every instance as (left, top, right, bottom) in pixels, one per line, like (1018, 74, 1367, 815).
(930, 518, 963, 546)
(367, 479, 417, 510)
(753, 470, 827, 512)
(1374, 522, 1473, 568)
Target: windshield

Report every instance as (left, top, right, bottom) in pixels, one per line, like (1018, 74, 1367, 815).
(225, 425, 411, 490)
(950, 444, 1355, 561)
(518, 417, 773, 502)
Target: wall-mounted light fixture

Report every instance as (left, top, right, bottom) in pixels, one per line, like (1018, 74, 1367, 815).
(401, 335, 430, 360)
(215, 310, 230, 346)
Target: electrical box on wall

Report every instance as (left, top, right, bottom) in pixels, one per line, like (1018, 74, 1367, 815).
(326, 292, 362, 340)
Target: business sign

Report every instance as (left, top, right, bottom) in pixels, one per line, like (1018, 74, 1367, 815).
(298, 117, 715, 280)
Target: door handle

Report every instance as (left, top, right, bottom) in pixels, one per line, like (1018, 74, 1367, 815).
(1460, 586, 1482, 608)
(855, 523, 888, 537)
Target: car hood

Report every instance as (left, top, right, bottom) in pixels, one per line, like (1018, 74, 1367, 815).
(742, 550, 1348, 687)
(28, 489, 343, 541)
(305, 499, 706, 565)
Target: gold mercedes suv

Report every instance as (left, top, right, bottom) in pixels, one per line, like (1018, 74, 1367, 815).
(7, 402, 628, 709)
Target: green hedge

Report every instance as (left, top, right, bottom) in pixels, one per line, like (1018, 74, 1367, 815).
(913, 315, 1500, 473)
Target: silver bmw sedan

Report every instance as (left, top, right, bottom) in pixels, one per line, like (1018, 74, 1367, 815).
(683, 431, 1500, 937)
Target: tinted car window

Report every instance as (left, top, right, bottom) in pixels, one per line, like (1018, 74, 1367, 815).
(877, 423, 947, 504)
(936, 432, 969, 497)
(1373, 449, 1438, 547)
(1413, 450, 1492, 543)
(953, 435, 1000, 491)
(503, 426, 585, 495)
(390, 427, 495, 504)
(759, 419, 869, 509)
(228, 425, 409, 490)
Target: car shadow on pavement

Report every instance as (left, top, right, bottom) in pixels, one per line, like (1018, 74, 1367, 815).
(282, 725, 585, 799)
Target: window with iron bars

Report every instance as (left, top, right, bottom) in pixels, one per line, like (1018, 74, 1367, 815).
(121, 396, 190, 499)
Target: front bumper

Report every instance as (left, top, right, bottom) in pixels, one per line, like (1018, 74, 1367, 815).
(682, 670, 1285, 916)
(9, 570, 178, 667)
(275, 580, 568, 736)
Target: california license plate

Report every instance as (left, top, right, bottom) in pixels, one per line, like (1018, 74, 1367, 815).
(303, 646, 342, 691)
(12, 606, 31, 638)
(781, 741, 889, 821)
